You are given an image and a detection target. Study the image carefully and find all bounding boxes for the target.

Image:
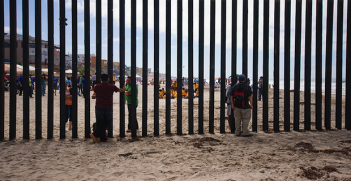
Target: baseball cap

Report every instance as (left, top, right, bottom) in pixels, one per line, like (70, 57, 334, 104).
(239, 74, 246, 81)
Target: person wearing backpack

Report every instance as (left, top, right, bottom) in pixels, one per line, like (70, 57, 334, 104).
(231, 74, 253, 137)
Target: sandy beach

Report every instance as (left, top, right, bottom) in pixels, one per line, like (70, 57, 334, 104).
(1, 84, 351, 180)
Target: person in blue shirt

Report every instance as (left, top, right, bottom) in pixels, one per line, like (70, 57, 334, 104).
(82, 76, 85, 98)
(17, 74, 23, 96)
(54, 77, 58, 96)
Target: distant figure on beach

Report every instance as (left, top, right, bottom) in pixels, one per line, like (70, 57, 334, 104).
(92, 73, 96, 90)
(258, 76, 263, 101)
(125, 76, 139, 133)
(54, 77, 58, 96)
(41, 74, 46, 96)
(17, 74, 23, 96)
(231, 74, 253, 137)
(90, 74, 126, 143)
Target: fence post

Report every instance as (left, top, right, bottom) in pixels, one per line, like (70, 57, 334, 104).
(60, 0, 66, 139)
(209, 0, 215, 134)
(142, 0, 148, 137)
(220, 0, 226, 134)
(120, 0, 126, 138)
(336, 0, 344, 130)
(346, 0, 351, 130)
(0, 0, 4, 141)
(154, 0, 160, 136)
(84, 0, 91, 138)
(198, 0, 204, 134)
(242, 0, 248, 76)
(294, 0, 302, 131)
(284, 0, 291, 132)
(47, 0, 54, 139)
(72, 0, 78, 138)
(304, 0, 312, 131)
(274, 0, 280, 132)
(166, 0, 171, 135)
(325, 0, 334, 130)
(131, 0, 137, 138)
(23, 0, 30, 140)
(10, 0, 17, 140)
(263, 0, 269, 132)
(107, 0, 114, 138)
(315, 0, 323, 130)
(231, 0, 237, 133)
(177, 0, 183, 136)
(188, 0, 194, 135)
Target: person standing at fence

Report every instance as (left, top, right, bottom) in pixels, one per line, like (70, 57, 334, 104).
(82, 76, 85, 98)
(65, 81, 73, 131)
(90, 74, 126, 143)
(79, 75, 83, 94)
(258, 76, 263, 101)
(231, 74, 253, 137)
(125, 76, 139, 133)
(54, 77, 58, 95)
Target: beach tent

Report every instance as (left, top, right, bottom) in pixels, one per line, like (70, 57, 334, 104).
(135, 74, 141, 78)
(65, 69, 73, 73)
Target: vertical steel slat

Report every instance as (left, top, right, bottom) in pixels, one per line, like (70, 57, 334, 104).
(346, 0, 351, 130)
(35, 0, 42, 139)
(325, 0, 334, 130)
(166, 0, 171, 135)
(231, 0, 237, 133)
(47, 0, 54, 139)
(9, 0, 17, 140)
(284, 0, 291, 132)
(252, 0, 258, 132)
(0, 0, 4, 141)
(305, 0, 312, 130)
(220, 0, 226, 134)
(177, 0, 182, 135)
(209, 0, 215, 134)
(198, 0, 204, 134)
(294, 0, 302, 131)
(142, 0, 148, 137)
(60, 0, 66, 139)
(72, 0, 78, 138)
(188, 0, 194, 135)
(274, 0, 280, 132)
(154, 0, 160, 136)
(96, 0, 101, 83)
(96, 0, 101, 87)
(315, 0, 323, 130)
(336, 0, 343, 130)
(242, 0, 248, 76)
(84, 0, 91, 138)
(263, 0, 269, 132)
(119, 0, 126, 138)
(107, 0, 113, 137)
(23, 0, 30, 139)
(131, 0, 137, 138)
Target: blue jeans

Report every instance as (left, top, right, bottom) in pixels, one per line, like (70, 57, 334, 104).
(258, 87, 263, 101)
(41, 84, 45, 96)
(66, 105, 71, 123)
(93, 108, 112, 142)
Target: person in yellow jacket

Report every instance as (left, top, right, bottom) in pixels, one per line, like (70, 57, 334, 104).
(182, 89, 188, 99)
(112, 73, 116, 84)
(159, 88, 165, 98)
(196, 88, 199, 97)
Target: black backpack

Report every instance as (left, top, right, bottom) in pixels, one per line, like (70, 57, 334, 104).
(233, 84, 246, 108)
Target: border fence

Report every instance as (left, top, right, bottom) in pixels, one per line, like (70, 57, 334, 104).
(1, 0, 351, 141)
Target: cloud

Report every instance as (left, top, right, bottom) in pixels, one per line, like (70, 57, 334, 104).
(4, 26, 22, 34)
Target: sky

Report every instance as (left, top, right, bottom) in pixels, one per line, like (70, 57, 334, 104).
(3, 0, 349, 81)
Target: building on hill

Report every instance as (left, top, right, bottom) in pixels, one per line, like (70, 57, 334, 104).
(4, 33, 60, 66)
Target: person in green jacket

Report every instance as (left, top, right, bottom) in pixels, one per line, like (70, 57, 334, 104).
(125, 76, 138, 133)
